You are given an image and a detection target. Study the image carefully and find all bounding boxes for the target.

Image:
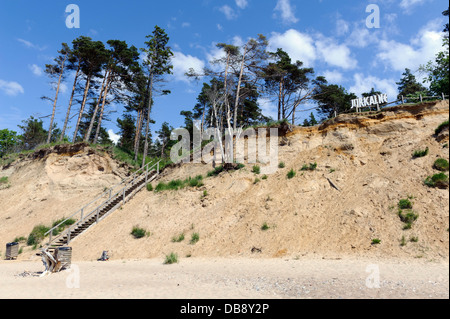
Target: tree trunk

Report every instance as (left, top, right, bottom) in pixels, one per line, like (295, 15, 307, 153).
(233, 47, 247, 131)
(72, 76, 91, 143)
(134, 108, 143, 162)
(142, 73, 154, 167)
(85, 69, 109, 142)
(278, 79, 282, 121)
(93, 74, 112, 145)
(60, 65, 80, 142)
(47, 53, 68, 144)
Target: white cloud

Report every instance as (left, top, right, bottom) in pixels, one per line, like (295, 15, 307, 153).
(29, 64, 43, 76)
(171, 51, 205, 83)
(235, 0, 248, 9)
(268, 29, 357, 70)
(323, 70, 344, 83)
(17, 38, 46, 51)
(181, 22, 190, 28)
(376, 19, 444, 72)
(219, 5, 237, 20)
(108, 129, 120, 145)
(217, 24, 223, 31)
(268, 29, 316, 67)
(316, 36, 358, 70)
(274, 0, 299, 24)
(399, 0, 428, 12)
(350, 73, 398, 100)
(258, 97, 278, 120)
(0, 79, 25, 96)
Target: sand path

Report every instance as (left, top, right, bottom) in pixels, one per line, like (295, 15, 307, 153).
(1, 257, 448, 299)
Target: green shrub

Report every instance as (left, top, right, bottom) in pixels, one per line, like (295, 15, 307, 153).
(190, 233, 200, 244)
(131, 226, 149, 239)
(0, 176, 8, 184)
(252, 165, 261, 174)
(301, 163, 317, 171)
(412, 147, 429, 158)
(51, 218, 76, 236)
(202, 190, 208, 198)
(164, 252, 179, 265)
(262, 175, 268, 180)
(261, 222, 270, 231)
(146, 183, 153, 191)
(236, 163, 245, 170)
(287, 169, 296, 179)
(435, 120, 449, 135)
(424, 173, 449, 189)
(400, 236, 407, 247)
(278, 162, 285, 169)
(433, 158, 449, 172)
(398, 210, 419, 230)
(172, 233, 185, 243)
(371, 238, 381, 245)
(410, 236, 419, 243)
(254, 178, 260, 184)
(27, 225, 50, 246)
(207, 165, 224, 177)
(398, 199, 413, 210)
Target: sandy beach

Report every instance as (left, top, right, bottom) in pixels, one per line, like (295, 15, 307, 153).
(1, 257, 448, 299)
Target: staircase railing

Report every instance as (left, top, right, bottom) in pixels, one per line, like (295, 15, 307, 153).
(43, 160, 161, 248)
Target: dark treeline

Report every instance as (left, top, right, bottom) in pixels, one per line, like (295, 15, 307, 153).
(1, 8, 448, 164)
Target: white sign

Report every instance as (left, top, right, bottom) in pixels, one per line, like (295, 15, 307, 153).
(351, 94, 388, 109)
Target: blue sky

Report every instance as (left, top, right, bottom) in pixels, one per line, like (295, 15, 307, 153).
(0, 0, 447, 142)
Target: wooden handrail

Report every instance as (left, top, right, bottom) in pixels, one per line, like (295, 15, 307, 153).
(43, 160, 161, 247)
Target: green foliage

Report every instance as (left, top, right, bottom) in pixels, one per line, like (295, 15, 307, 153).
(27, 225, 50, 246)
(424, 173, 449, 189)
(278, 162, 285, 168)
(301, 162, 317, 171)
(412, 147, 429, 158)
(252, 165, 261, 174)
(434, 158, 449, 171)
(396, 68, 427, 99)
(164, 252, 179, 265)
(146, 183, 153, 191)
(254, 178, 260, 184)
(261, 222, 270, 231)
(398, 210, 419, 230)
(398, 199, 413, 210)
(371, 239, 381, 245)
(287, 169, 296, 179)
(131, 226, 149, 239)
(0, 129, 21, 158)
(154, 175, 204, 192)
(0, 176, 8, 184)
(190, 233, 200, 245)
(172, 233, 185, 243)
(51, 218, 76, 236)
(207, 165, 224, 177)
(262, 175, 268, 180)
(435, 120, 449, 135)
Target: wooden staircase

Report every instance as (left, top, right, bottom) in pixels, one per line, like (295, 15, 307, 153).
(40, 161, 161, 254)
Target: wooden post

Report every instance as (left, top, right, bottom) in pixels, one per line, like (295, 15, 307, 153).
(401, 95, 404, 104)
(96, 207, 99, 223)
(67, 230, 71, 245)
(442, 93, 445, 101)
(420, 95, 423, 103)
(80, 208, 84, 221)
(157, 162, 160, 175)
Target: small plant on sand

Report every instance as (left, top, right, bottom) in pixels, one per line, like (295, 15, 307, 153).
(207, 165, 224, 177)
(252, 165, 261, 174)
(371, 238, 381, 245)
(398, 210, 419, 230)
(435, 120, 449, 135)
(172, 233, 185, 243)
(261, 222, 270, 231)
(410, 236, 419, 243)
(278, 162, 285, 169)
(0, 176, 8, 184)
(146, 183, 153, 191)
(301, 162, 317, 171)
(190, 232, 200, 245)
(254, 178, 260, 184)
(398, 199, 413, 210)
(164, 252, 179, 265)
(131, 226, 149, 239)
(287, 169, 296, 179)
(424, 173, 449, 189)
(27, 224, 50, 246)
(201, 190, 208, 198)
(412, 147, 429, 158)
(433, 158, 449, 172)
(400, 236, 407, 247)
(262, 175, 268, 180)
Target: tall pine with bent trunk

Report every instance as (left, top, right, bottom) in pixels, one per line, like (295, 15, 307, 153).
(141, 26, 173, 167)
(44, 43, 69, 144)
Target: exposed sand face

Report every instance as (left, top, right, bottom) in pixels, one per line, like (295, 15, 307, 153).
(0, 258, 448, 299)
